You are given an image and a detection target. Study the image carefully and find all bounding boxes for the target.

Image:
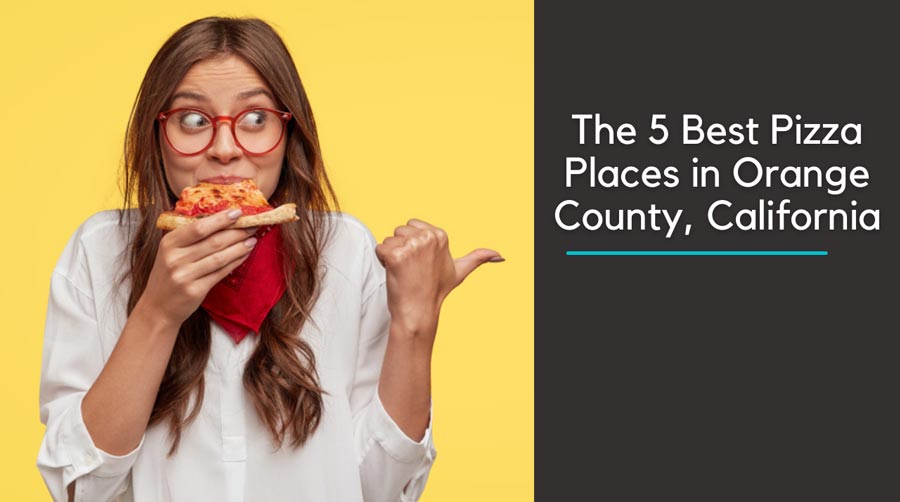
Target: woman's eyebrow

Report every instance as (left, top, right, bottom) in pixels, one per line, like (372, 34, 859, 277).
(170, 91, 208, 102)
(238, 88, 275, 102)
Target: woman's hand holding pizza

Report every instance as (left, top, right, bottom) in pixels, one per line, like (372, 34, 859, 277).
(375, 218, 503, 343)
(139, 209, 258, 326)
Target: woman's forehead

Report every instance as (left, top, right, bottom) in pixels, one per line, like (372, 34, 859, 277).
(172, 55, 274, 103)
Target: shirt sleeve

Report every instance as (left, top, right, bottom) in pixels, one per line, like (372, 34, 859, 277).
(349, 236, 437, 502)
(37, 268, 142, 502)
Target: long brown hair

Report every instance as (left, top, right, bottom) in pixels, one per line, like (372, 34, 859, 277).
(117, 17, 339, 452)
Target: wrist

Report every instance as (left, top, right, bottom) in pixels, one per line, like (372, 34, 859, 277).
(389, 321, 437, 354)
(389, 314, 438, 338)
(131, 299, 183, 336)
(389, 299, 441, 337)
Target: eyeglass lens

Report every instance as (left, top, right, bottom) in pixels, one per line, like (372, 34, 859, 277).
(165, 109, 285, 155)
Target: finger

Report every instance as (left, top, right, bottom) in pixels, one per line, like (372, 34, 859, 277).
(404, 220, 448, 248)
(381, 235, 406, 247)
(374, 243, 388, 268)
(195, 249, 253, 292)
(168, 209, 244, 247)
(393, 225, 416, 237)
(182, 228, 255, 263)
(190, 234, 258, 280)
(375, 241, 405, 268)
(406, 218, 433, 230)
(453, 248, 504, 284)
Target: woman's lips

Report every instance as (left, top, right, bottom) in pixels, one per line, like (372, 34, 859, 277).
(200, 176, 247, 184)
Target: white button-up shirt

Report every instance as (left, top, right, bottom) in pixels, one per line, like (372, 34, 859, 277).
(37, 210, 436, 502)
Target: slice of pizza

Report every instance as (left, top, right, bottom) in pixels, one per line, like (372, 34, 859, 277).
(156, 179, 299, 230)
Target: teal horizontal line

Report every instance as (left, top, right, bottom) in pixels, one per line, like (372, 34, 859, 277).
(566, 250, 829, 256)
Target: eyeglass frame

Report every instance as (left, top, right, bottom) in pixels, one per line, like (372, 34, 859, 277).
(157, 107, 293, 156)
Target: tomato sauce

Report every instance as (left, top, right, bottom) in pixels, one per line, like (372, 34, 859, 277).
(174, 199, 273, 217)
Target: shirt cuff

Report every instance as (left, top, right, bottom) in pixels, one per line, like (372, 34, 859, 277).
(63, 393, 143, 478)
(368, 388, 433, 464)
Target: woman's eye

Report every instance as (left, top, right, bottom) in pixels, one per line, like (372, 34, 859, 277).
(238, 111, 266, 127)
(179, 112, 209, 128)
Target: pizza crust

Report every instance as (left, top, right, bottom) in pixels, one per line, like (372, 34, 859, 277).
(156, 203, 299, 230)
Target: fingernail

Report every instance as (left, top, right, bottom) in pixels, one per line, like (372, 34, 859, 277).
(245, 227, 258, 234)
(228, 209, 243, 219)
(488, 256, 505, 263)
(244, 237, 258, 248)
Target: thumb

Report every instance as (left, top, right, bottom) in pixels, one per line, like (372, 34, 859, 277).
(453, 248, 504, 284)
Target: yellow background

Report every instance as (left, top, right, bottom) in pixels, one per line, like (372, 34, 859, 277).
(0, 1, 532, 500)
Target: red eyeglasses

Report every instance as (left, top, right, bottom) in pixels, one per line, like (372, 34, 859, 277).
(158, 107, 292, 156)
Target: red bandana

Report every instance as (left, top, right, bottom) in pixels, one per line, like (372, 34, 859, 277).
(201, 225, 287, 343)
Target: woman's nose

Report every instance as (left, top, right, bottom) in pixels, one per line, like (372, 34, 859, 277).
(206, 121, 243, 163)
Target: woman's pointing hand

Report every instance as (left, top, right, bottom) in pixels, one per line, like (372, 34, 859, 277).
(375, 218, 503, 339)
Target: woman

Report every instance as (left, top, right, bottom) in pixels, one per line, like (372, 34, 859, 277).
(37, 17, 501, 502)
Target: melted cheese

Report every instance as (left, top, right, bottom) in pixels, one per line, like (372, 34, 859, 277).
(174, 179, 273, 217)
